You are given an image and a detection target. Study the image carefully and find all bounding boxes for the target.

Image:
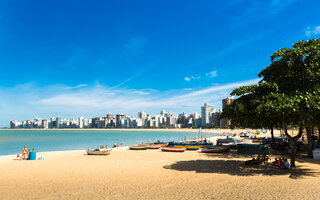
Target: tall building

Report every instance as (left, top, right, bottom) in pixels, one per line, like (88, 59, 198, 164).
(211, 111, 220, 127)
(56, 117, 61, 128)
(42, 119, 49, 129)
(10, 120, 17, 128)
(116, 114, 125, 128)
(220, 97, 235, 127)
(91, 117, 100, 128)
(79, 117, 84, 128)
(201, 103, 215, 127)
(106, 113, 113, 119)
(222, 97, 235, 108)
(138, 110, 146, 119)
(138, 110, 147, 126)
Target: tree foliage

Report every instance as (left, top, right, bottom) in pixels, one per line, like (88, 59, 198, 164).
(221, 39, 320, 166)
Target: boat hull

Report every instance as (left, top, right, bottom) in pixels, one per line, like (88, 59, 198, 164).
(149, 145, 161, 149)
(129, 146, 149, 150)
(174, 145, 201, 150)
(200, 148, 231, 153)
(86, 149, 112, 155)
(161, 147, 186, 152)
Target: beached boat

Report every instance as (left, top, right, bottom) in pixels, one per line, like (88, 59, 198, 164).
(86, 148, 112, 155)
(161, 147, 186, 152)
(129, 145, 150, 150)
(237, 144, 269, 154)
(149, 145, 161, 149)
(236, 138, 253, 144)
(216, 138, 237, 144)
(200, 147, 231, 153)
(174, 145, 201, 151)
(138, 143, 152, 146)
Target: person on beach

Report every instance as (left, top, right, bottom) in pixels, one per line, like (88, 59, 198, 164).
(283, 159, 290, 170)
(27, 149, 31, 160)
(22, 146, 28, 160)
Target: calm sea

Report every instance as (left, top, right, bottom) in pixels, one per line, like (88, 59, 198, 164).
(0, 129, 218, 156)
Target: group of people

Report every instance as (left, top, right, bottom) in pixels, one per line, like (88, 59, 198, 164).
(21, 146, 35, 160)
(112, 143, 123, 148)
(273, 157, 290, 169)
(245, 154, 290, 169)
(245, 154, 269, 165)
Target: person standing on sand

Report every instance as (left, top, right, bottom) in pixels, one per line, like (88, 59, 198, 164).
(22, 146, 28, 160)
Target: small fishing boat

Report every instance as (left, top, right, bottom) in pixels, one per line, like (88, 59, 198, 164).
(161, 147, 186, 152)
(129, 145, 150, 150)
(86, 148, 112, 155)
(200, 147, 231, 153)
(174, 145, 201, 151)
(138, 142, 153, 146)
(149, 145, 161, 149)
(236, 138, 253, 144)
(216, 138, 237, 144)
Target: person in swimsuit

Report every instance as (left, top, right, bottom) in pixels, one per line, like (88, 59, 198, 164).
(22, 146, 28, 160)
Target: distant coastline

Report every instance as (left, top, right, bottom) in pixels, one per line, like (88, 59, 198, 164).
(0, 128, 269, 134)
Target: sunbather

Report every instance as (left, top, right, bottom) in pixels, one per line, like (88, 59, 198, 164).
(22, 146, 28, 160)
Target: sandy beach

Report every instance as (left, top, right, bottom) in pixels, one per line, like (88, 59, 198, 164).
(0, 147, 319, 200)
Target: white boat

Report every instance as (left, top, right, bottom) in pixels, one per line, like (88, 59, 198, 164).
(86, 148, 112, 155)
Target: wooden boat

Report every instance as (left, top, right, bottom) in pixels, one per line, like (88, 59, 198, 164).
(138, 143, 151, 147)
(236, 138, 253, 144)
(200, 147, 231, 153)
(86, 148, 112, 155)
(174, 145, 201, 151)
(237, 144, 269, 154)
(129, 145, 150, 150)
(161, 147, 186, 152)
(149, 145, 161, 149)
(216, 138, 237, 144)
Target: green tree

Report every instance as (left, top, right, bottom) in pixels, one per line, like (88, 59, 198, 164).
(259, 39, 320, 158)
(222, 39, 320, 166)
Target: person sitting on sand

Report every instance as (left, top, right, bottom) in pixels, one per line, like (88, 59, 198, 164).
(283, 159, 290, 170)
(22, 146, 28, 160)
(27, 149, 31, 160)
(262, 154, 269, 164)
(256, 154, 263, 164)
(273, 158, 280, 167)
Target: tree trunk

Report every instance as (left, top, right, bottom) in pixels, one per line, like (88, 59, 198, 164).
(312, 127, 315, 150)
(306, 126, 313, 158)
(285, 126, 303, 168)
(318, 127, 320, 147)
(270, 128, 274, 142)
(290, 139, 296, 167)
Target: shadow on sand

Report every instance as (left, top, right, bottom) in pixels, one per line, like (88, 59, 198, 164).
(163, 159, 320, 179)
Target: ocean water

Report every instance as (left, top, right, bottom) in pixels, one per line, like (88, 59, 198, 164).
(0, 130, 218, 156)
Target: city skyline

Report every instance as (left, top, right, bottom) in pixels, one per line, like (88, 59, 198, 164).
(8, 99, 234, 129)
(0, 1, 319, 127)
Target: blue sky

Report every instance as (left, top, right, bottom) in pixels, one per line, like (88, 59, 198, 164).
(0, 0, 319, 127)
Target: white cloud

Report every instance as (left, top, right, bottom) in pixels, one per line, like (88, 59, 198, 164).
(0, 79, 260, 127)
(184, 75, 201, 81)
(305, 26, 320, 37)
(64, 84, 88, 90)
(206, 70, 218, 78)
